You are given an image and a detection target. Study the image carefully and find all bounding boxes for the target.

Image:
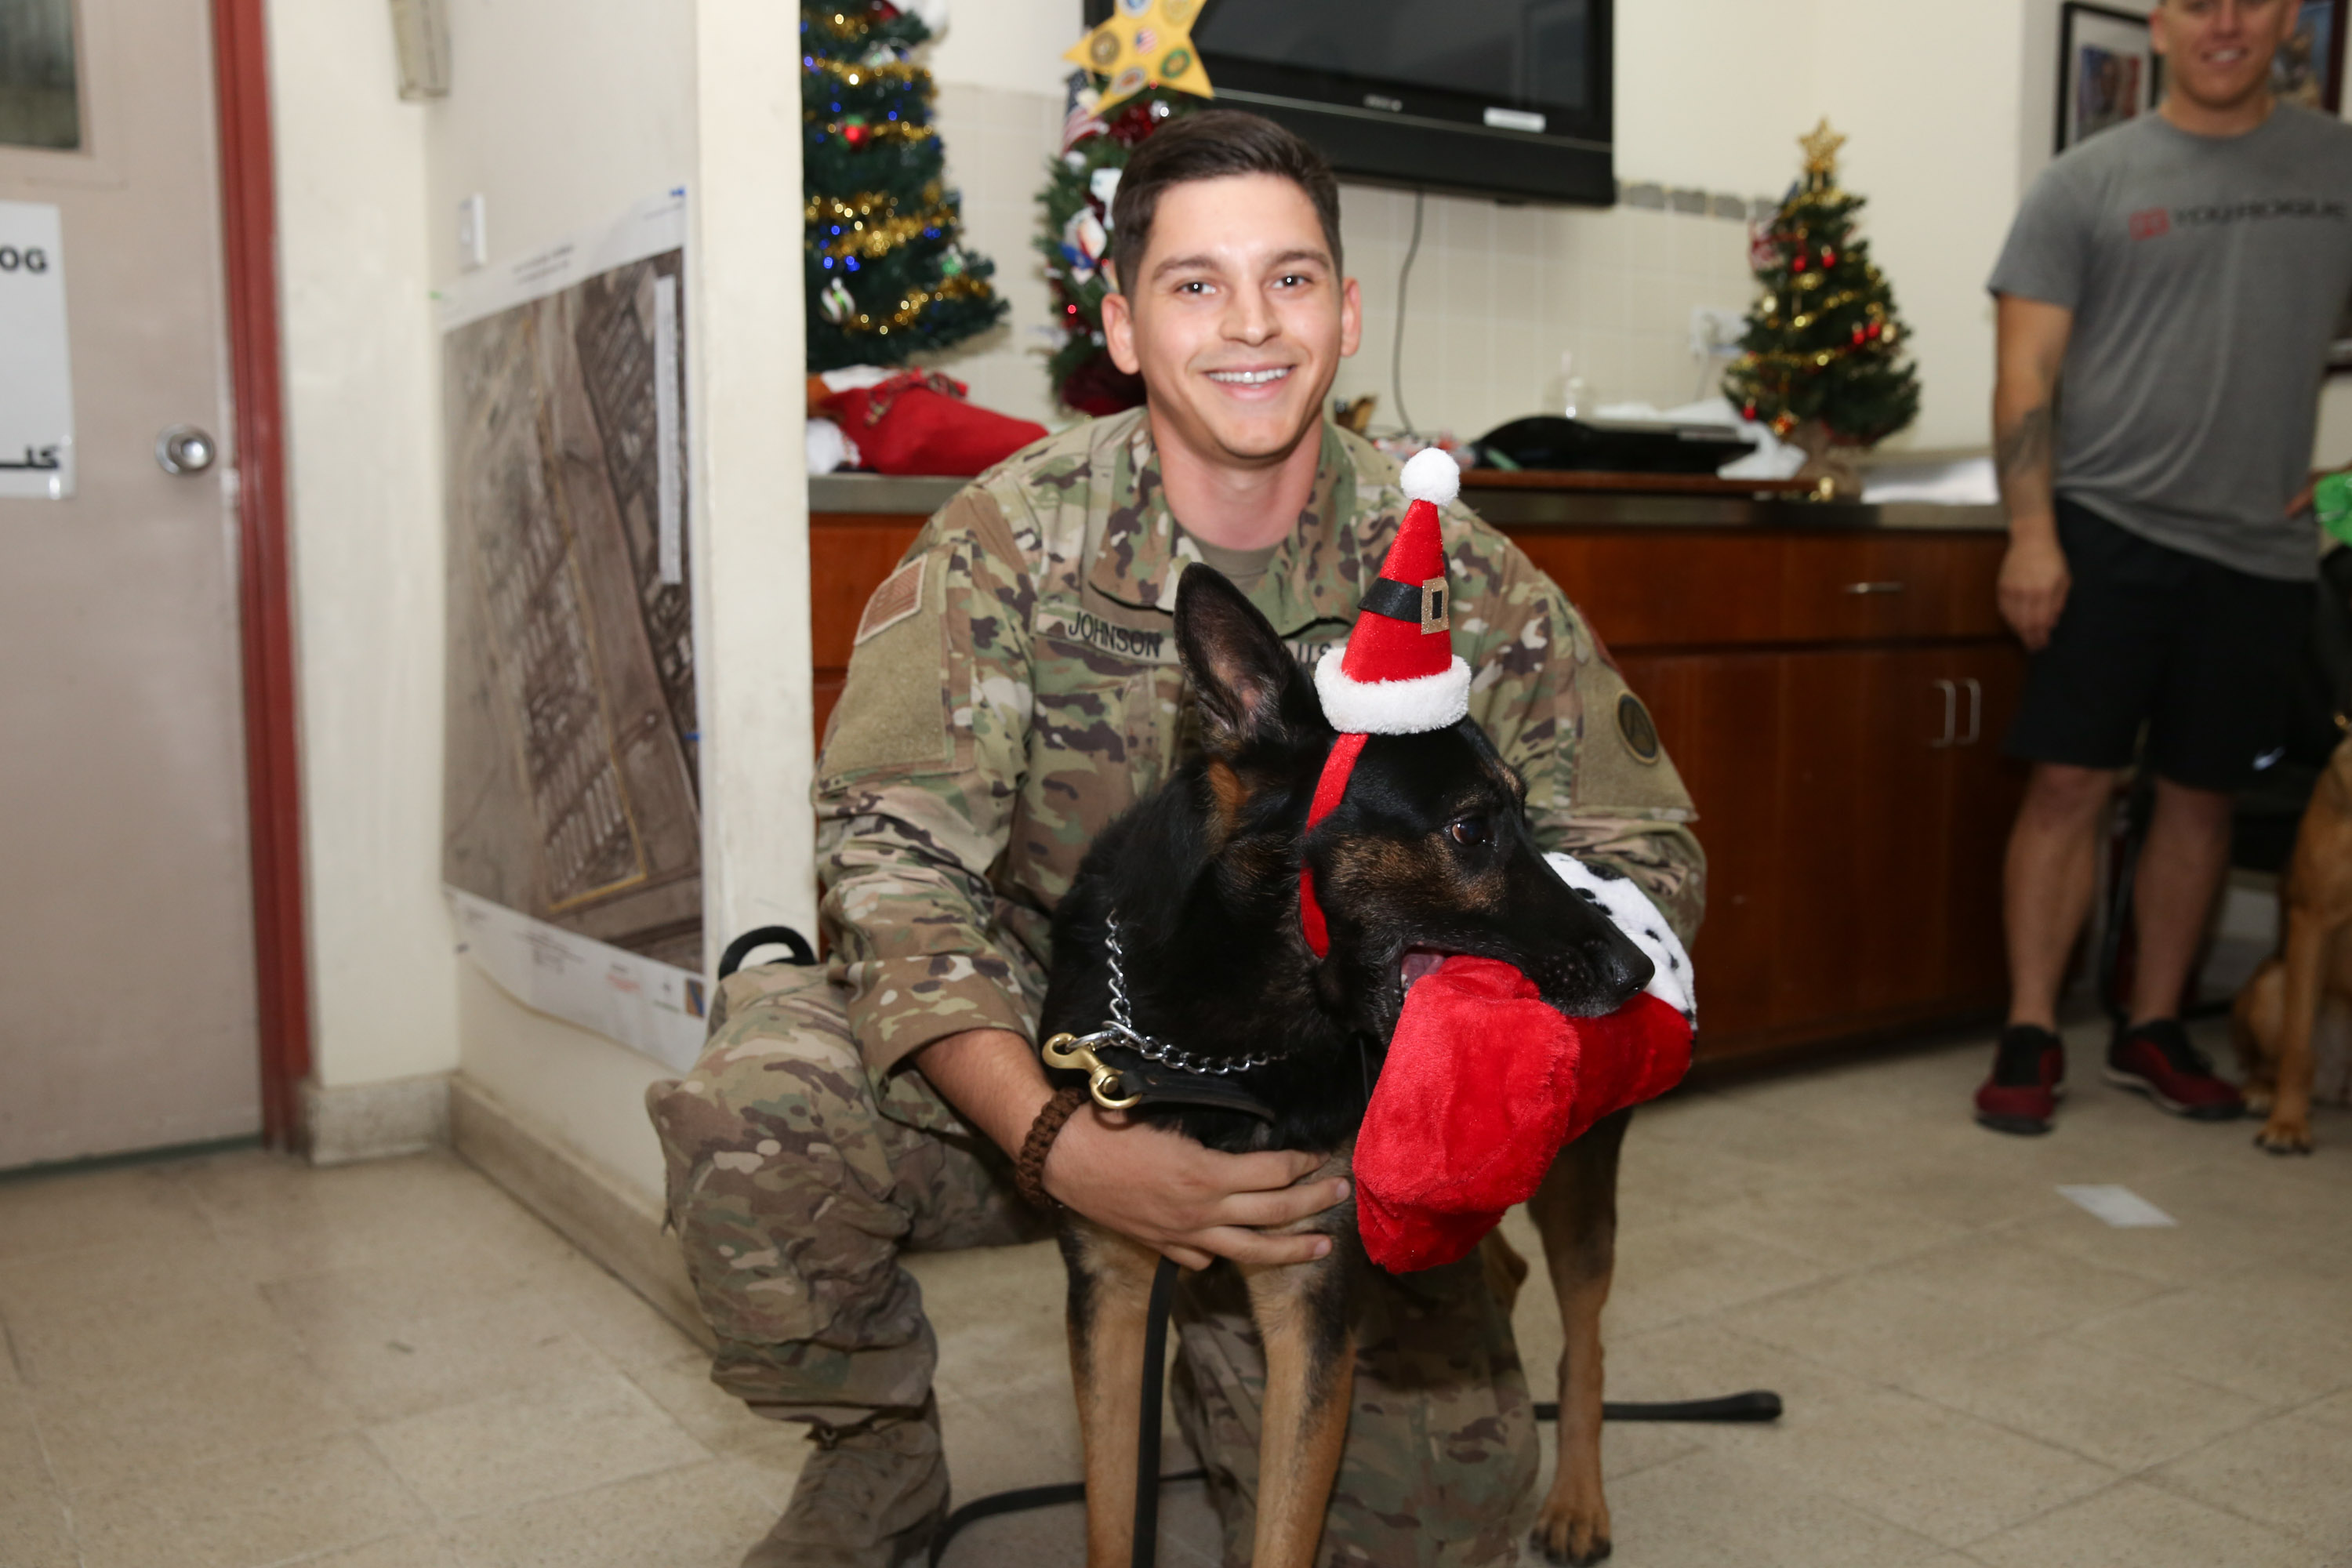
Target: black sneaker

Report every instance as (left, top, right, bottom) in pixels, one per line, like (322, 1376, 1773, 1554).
(2106, 1018, 2245, 1121)
(1974, 1023, 2065, 1135)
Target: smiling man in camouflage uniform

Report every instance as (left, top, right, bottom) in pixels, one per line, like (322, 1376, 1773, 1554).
(648, 111, 1702, 1568)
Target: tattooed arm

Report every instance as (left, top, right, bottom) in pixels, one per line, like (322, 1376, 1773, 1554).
(1992, 294, 2075, 652)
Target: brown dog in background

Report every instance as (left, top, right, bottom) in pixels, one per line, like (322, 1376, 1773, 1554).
(2233, 735, 2352, 1152)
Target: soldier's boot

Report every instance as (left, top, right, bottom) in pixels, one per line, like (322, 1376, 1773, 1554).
(741, 1399, 949, 1568)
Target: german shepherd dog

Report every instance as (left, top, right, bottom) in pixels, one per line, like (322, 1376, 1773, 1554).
(1040, 566, 1656, 1567)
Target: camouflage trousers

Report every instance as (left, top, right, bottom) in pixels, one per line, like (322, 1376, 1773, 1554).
(646, 963, 1537, 1567)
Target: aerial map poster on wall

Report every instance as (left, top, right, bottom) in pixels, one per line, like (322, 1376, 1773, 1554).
(440, 194, 706, 1069)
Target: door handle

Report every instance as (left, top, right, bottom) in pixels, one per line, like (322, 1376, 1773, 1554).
(1930, 679, 1956, 747)
(1843, 581, 1906, 595)
(1959, 678, 1982, 746)
(156, 425, 216, 476)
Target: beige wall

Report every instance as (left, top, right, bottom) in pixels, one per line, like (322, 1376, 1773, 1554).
(272, 0, 808, 1203)
(419, 0, 811, 1203)
(268, 2, 456, 1090)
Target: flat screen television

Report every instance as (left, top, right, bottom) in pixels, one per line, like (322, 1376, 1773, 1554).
(1086, 0, 1613, 205)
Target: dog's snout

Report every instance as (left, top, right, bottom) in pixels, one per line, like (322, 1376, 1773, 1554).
(1586, 927, 1653, 1011)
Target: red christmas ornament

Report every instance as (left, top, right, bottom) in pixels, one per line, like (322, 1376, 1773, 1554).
(1821, 248, 1837, 267)
(1742, 401, 1758, 420)
(1867, 321, 1882, 339)
(1852, 325, 1866, 345)
(841, 120, 869, 149)
(1791, 254, 1806, 273)
(1107, 100, 1160, 145)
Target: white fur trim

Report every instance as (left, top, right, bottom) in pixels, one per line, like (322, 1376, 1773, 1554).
(1314, 642, 1471, 735)
(1544, 851, 1696, 1022)
(1399, 447, 1461, 506)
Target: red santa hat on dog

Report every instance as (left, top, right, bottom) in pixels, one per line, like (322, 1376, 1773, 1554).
(1299, 447, 1471, 956)
(1313, 448, 1472, 734)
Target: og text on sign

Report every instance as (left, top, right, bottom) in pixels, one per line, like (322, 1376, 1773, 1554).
(0, 200, 74, 501)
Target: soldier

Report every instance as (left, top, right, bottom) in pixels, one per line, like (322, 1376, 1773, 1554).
(648, 110, 1704, 1567)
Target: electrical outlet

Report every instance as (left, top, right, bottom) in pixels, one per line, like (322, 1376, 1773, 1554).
(1689, 306, 1747, 361)
(457, 193, 488, 272)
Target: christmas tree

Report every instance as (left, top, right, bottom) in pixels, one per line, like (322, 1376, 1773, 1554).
(1036, 1, 1216, 414)
(1036, 82, 1201, 415)
(803, 1, 1004, 372)
(1724, 121, 1919, 463)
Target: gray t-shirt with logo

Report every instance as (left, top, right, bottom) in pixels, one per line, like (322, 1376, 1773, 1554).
(1988, 104, 2352, 581)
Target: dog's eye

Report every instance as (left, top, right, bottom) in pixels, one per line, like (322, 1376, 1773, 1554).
(1447, 815, 1490, 848)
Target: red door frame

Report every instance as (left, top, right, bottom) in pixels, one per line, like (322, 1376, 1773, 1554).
(210, 0, 310, 1148)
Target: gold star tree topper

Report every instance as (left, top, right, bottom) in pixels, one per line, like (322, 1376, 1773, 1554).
(1065, 0, 1214, 112)
(1799, 118, 1847, 178)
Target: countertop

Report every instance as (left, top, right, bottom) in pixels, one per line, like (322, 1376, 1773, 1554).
(808, 470, 2004, 533)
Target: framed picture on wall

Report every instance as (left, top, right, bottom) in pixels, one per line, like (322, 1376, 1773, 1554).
(2059, 2, 2160, 153)
(2274, 0, 2347, 111)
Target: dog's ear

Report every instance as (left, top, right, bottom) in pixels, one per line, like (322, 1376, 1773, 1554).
(1175, 563, 1312, 755)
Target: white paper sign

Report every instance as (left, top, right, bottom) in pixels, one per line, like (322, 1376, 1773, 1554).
(2056, 1185, 2178, 1228)
(445, 886, 710, 1071)
(0, 201, 74, 500)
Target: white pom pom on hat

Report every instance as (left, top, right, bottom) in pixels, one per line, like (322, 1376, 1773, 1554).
(1399, 445, 1461, 506)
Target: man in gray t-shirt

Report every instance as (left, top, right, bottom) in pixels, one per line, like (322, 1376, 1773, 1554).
(1973, 0, 2352, 1143)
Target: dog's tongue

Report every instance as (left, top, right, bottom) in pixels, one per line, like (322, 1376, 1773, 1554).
(1354, 955, 1692, 1273)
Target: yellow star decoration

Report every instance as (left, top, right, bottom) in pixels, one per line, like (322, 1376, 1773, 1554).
(1799, 118, 1847, 179)
(1063, 0, 1214, 113)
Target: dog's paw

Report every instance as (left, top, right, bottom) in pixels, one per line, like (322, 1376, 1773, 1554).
(1528, 1505, 1612, 1565)
(2254, 1117, 2314, 1155)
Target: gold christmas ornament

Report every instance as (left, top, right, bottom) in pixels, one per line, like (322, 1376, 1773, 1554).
(1063, 0, 1214, 111)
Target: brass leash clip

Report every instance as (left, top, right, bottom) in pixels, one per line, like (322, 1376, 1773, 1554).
(1042, 1031, 1144, 1111)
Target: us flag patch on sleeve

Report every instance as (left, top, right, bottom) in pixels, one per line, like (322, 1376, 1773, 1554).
(855, 557, 926, 646)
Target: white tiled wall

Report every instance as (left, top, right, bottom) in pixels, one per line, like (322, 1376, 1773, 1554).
(926, 82, 1766, 441)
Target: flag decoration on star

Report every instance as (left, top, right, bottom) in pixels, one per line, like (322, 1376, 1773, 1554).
(1062, 0, 1214, 112)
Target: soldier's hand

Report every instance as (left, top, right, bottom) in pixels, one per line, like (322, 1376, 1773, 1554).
(1044, 1109, 1348, 1271)
(1998, 529, 2070, 652)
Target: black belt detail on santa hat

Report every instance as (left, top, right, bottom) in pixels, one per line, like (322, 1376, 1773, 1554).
(1359, 578, 1425, 622)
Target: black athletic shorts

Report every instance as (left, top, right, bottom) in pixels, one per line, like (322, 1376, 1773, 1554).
(2004, 499, 2314, 792)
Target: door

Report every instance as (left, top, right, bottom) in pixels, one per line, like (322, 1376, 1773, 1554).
(0, 0, 260, 1166)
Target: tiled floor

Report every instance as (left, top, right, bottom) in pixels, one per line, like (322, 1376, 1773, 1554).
(3, 1017, 2349, 1568)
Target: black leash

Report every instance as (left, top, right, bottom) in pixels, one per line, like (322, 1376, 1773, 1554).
(1131, 1256, 1180, 1568)
(928, 1254, 1781, 1567)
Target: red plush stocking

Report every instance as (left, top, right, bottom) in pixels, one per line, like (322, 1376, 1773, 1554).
(1353, 956, 1693, 1272)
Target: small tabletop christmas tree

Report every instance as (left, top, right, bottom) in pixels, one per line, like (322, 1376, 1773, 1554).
(1724, 121, 1919, 488)
(804, 0, 1005, 372)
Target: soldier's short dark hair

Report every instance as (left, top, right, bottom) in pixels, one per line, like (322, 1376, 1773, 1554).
(1109, 109, 1343, 289)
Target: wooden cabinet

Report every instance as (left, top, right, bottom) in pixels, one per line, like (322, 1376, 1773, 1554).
(804, 499, 2025, 1065)
(1562, 535, 2023, 1067)
(1614, 634, 2024, 1059)
(810, 511, 923, 743)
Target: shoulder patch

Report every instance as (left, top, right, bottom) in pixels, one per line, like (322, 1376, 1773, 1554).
(1616, 691, 1661, 765)
(855, 558, 925, 646)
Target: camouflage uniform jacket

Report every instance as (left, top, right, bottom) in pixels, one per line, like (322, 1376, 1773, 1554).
(815, 408, 1704, 1124)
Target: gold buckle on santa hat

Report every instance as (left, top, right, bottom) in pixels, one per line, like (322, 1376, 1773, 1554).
(1420, 577, 1449, 635)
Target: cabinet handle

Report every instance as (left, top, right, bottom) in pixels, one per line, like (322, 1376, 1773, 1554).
(1930, 679, 1956, 747)
(1960, 677, 1982, 746)
(1843, 580, 1907, 595)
